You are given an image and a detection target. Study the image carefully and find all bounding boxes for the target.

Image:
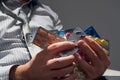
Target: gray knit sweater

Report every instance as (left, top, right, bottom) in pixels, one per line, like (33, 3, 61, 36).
(0, 0, 62, 79)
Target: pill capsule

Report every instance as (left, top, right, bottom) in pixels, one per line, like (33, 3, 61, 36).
(56, 37, 64, 42)
(100, 39, 109, 46)
(103, 48, 109, 55)
(48, 33, 55, 40)
(94, 37, 102, 44)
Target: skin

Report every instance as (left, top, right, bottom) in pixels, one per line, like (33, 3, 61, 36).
(10, 36, 110, 80)
(74, 36, 110, 80)
(10, 41, 78, 80)
(9, 0, 110, 80)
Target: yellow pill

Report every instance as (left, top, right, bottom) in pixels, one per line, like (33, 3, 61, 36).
(101, 39, 109, 46)
(103, 48, 109, 55)
(56, 37, 64, 42)
(89, 36, 102, 45)
(88, 36, 95, 39)
(94, 37, 102, 44)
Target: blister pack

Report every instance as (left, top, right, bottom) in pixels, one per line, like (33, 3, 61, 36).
(33, 27, 64, 48)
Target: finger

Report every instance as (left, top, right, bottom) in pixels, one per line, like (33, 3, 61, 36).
(51, 64, 76, 78)
(47, 41, 75, 58)
(83, 36, 108, 60)
(74, 53, 95, 80)
(77, 40, 100, 66)
(83, 36, 111, 71)
(74, 53, 94, 75)
(48, 55, 76, 69)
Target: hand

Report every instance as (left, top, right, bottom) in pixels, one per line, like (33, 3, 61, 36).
(74, 36, 110, 80)
(10, 41, 78, 80)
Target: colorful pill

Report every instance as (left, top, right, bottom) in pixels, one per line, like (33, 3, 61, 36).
(103, 48, 109, 55)
(100, 39, 109, 46)
(48, 33, 56, 40)
(56, 37, 64, 42)
(38, 29, 47, 36)
(33, 39, 42, 47)
(94, 37, 102, 44)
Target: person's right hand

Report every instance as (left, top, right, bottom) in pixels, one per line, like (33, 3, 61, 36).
(10, 41, 78, 80)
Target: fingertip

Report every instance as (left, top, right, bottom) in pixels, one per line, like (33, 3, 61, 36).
(77, 36, 93, 47)
(83, 36, 95, 42)
(77, 40, 84, 46)
(83, 36, 90, 40)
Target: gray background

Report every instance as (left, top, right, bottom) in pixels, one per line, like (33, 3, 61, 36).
(40, 0, 120, 70)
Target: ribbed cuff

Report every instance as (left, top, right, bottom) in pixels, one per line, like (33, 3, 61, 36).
(0, 65, 13, 80)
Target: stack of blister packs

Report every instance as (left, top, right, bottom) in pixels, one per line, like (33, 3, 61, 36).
(84, 26, 109, 56)
(33, 26, 110, 80)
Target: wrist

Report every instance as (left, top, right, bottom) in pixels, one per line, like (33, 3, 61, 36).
(9, 65, 28, 80)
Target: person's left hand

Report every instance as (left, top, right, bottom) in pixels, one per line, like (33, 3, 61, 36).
(74, 36, 110, 80)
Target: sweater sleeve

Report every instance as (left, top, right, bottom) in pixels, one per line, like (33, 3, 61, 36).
(0, 65, 13, 80)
